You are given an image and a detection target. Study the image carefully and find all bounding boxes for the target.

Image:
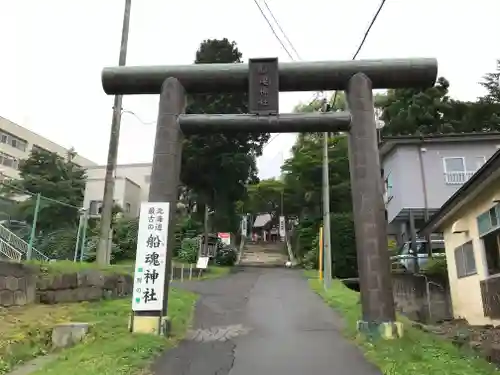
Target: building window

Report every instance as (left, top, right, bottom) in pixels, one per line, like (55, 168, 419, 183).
(474, 156, 487, 170)
(0, 131, 27, 152)
(89, 200, 103, 215)
(443, 157, 469, 185)
(477, 205, 500, 236)
(125, 202, 131, 213)
(483, 230, 500, 276)
(383, 172, 393, 204)
(443, 157, 465, 173)
(32, 144, 49, 154)
(454, 241, 477, 278)
(0, 152, 18, 170)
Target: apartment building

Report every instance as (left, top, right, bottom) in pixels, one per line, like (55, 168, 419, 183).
(0, 116, 96, 180)
(380, 133, 500, 245)
(83, 163, 152, 218)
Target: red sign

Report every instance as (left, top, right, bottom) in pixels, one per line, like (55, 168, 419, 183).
(218, 232, 230, 245)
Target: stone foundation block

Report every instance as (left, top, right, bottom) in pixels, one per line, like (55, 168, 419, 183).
(52, 322, 90, 348)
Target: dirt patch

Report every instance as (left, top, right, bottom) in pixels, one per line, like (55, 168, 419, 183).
(413, 319, 500, 366)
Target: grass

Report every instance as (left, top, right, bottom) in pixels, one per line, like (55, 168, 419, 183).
(307, 273, 499, 375)
(26, 259, 231, 280)
(0, 259, 228, 374)
(200, 265, 231, 279)
(25, 260, 134, 276)
(0, 288, 197, 375)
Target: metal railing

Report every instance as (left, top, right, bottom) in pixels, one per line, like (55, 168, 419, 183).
(0, 223, 49, 262)
(0, 238, 22, 262)
(444, 171, 475, 185)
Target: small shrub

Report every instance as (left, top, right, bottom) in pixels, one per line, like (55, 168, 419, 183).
(177, 237, 198, 264)
(422, 257, 448, 276)
(173, 216, 202, 257)
(215, 245, 237, 266)
(112, 217, 139, 261)
(82, 235, 120, 263)
(330, 213, 357, 279)
(303, 233, 319, 269)
(36, 227, 79, 260)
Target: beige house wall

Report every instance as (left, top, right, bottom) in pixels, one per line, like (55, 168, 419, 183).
(441, 178, 500, 326)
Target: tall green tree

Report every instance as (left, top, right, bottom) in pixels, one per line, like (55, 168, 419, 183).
(378, 77, 455, 136)
(378, 71, 500, 135)
(181, 38, 270, 234)
(1, 149, 86, 233)
(294, 92, 348, 113)
(245, 178, 284, 217)
(479, 60, 500, 104)
(281, 134, 351, 218)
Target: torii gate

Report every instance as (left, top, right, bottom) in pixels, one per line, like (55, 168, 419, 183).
(101, 57, 437, 338)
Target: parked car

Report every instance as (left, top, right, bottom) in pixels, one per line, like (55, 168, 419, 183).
(391, 239, 446, 272)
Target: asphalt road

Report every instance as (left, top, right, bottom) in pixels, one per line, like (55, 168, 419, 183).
(152, 267, 381, 375)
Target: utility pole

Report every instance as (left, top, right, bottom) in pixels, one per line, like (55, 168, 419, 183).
(321, 98, 333, 289)
(97, 0, 132, 265)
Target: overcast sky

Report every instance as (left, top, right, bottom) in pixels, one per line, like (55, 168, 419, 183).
(1, 0, 499, 179)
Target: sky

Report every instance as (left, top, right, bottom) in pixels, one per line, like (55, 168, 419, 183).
(1, 0, 499, 180)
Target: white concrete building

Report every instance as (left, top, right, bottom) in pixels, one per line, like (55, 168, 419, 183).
(0, 116, 151, 218)
(83, 163, 152, 218)
(0, 116, 96, 180)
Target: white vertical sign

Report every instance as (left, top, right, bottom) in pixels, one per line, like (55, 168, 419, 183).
(279, 215, 286, 238)
(132, 202, 170, 312)
(241, 215, 247, 237)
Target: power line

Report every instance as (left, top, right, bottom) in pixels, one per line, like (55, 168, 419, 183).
(122, 110, 156, 125)
(252, 0, 305, 149)
(266, 133, 280, 146)
(331, 0, 387, 107)
(261, 0, 301, 60)
(352, 0, 387, 61)
(252, 0, 295, 61)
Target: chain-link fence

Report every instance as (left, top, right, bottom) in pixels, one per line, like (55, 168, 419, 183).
(0, 182, 89, 262)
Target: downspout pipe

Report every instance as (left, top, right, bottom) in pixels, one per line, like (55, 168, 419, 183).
(417, 142, 432, 257)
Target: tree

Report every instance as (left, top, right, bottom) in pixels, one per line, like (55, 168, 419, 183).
(181, 38, 270, 237)
(1, 149, 86, 233)
(479, 60, 500, 104)
(280, 133, 354, 272)
(294, 92, 348, 113)
(378, 77, 455, 136)
(245, 178, 284, 217)
(378, 72, 500, 135)
(281, 134, 351, 219)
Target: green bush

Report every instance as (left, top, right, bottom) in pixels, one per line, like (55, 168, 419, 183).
(81, 235, 121, 263)
(177, 237, 199, 264)
(421, 257, 448, 276)
(112, 217, 139, 262)
(296, 216, 321, 259)
(301, 213, 357, 278)
(215, 245, 237, 266)
(173, 216, 203, 257)
(330, 213, 357, 279)
(35, 227, 80, 260)
(303, 233, 319, 269)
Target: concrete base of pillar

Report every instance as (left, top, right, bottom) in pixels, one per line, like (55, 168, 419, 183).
(356, 320, 404, 340)
(128, 314, 171, 336)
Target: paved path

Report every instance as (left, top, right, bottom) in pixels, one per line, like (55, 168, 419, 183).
(153, 267, 381, 375)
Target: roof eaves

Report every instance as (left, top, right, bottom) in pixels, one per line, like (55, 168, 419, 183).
(420, 148, 500, 235)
